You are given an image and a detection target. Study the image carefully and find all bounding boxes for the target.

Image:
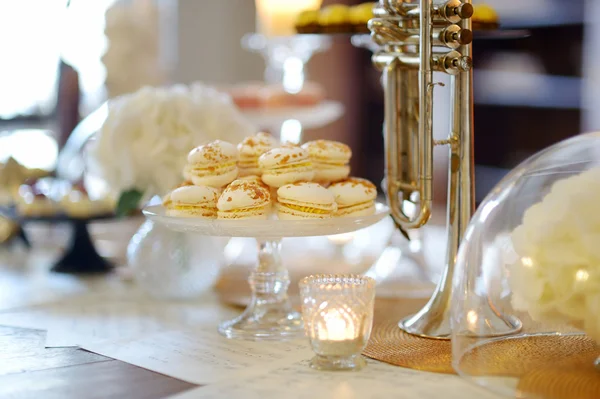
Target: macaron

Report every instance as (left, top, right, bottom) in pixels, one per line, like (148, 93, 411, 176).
(301, 140, 351, 184)
(182, 164, 194, 181)
(328, 177, 377, 217)
(277, 182, 337, 220)
(166, 185, 220, 218)
(217, 179, 271, 220)
(186, 140, 239, 188)
(237, 132, 278, 177)
(259, 146, 315, 188)
(237, 174, 277, 205)
(162, 181, 194, 207)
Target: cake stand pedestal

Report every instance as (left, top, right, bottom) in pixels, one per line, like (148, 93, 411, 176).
(143, 203, 389, 341)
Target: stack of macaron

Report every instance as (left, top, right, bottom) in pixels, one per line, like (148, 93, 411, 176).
(295, 3, 375, 34)
(237, 132, 278, 177)
(301, 140, 351, 185)
(162, 133, 378, 220)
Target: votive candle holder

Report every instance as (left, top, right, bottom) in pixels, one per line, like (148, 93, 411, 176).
(299, 274, 376, 371)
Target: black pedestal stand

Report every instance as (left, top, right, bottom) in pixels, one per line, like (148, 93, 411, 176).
(51, 218, 113, 274)
(2, 206, 115, 274)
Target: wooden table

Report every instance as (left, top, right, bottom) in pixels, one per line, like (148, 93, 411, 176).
(0, 325, 196, 399)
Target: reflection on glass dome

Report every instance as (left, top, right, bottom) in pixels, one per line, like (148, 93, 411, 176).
(452, 132, 600, 399)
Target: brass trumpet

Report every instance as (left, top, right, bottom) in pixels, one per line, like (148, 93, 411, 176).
(370, 0, 521, 339)
(370, 0, 476, 339)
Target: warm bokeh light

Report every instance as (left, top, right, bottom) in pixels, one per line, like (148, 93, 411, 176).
(255, 0, 323, 37)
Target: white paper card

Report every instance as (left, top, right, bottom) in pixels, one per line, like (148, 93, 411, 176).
(0, 296, 236, 347)
(81, 329, 314, 385)
(168, 359, 502, 399)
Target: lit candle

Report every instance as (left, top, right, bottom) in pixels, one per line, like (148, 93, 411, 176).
(255, 0, 323, 37)
(299, 274, 375, 371)
(319, 308, 356, 341)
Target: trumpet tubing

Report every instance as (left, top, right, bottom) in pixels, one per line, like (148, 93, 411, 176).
(370, 0, 474, 339)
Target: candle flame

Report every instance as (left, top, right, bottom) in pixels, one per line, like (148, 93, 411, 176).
(318, 307, 356, 341)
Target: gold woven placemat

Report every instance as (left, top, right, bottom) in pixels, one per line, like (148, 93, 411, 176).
(363, 298, 600, 399)
(363, 318, 454, 373)
(518, 352, 600, 399)
(459, 334, 597, 376)
(460, 335, 600, 399)
(362, 297, 455, 373)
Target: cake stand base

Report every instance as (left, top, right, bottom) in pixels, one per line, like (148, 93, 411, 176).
(218, 298, 303, 340)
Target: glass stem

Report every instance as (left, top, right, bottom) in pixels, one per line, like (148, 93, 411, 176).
(218, 237, 303, 339)
(249, 239, 290, 306)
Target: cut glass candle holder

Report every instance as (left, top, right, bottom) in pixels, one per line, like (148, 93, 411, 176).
(299, 274, 375, 371)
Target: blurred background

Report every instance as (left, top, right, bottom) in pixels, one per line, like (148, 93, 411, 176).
(1, 0, 598, 206)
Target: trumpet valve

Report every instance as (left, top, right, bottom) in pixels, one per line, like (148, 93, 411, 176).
(433, 51, 472, 75)
(439, 0, 474, 23)
(440, 25, 473, 49)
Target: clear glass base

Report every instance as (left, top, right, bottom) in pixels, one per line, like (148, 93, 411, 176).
(218, 296, 303, 340)
(218, 239, 305, 340)
(309, 354, 366, 371)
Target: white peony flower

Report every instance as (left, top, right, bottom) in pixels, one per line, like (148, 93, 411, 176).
(87, 84, 256, 197)
(509, 166, 600, 342)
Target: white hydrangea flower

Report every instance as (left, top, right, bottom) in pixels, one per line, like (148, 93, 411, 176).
(509, 166, 600, 342)
(87, 84, 256, 197)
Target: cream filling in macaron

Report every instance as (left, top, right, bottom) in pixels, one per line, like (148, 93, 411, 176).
(312, 159, 349, 173)
(262, 161, 313, 175)
(277, 204, 335, 219)
(277, 198, 336, 218)
(335, 200, 375, 216)
(189, 161, 237, 177)
(238, 157, 262, 176)
(217, 204, 270, 219)
(238, 158, 259, 169)
(277, 197, 335, 212)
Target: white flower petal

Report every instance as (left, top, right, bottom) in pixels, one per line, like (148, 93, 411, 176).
(88, 83, 256, 196)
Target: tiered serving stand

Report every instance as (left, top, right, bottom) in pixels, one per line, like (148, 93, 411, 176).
(143, 203, 389, 340)
(240, 33, 344, 141)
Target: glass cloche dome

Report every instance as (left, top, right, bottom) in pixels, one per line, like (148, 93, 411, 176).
(451, 132, 600, 399)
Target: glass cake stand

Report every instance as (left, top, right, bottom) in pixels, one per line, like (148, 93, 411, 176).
(143, 203, 389, 341)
